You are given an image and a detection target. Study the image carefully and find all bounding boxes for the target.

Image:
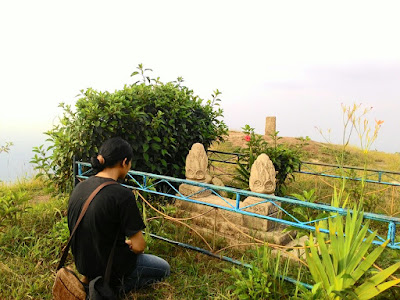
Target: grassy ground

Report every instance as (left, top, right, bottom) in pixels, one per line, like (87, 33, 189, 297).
(2, 132, 400, 299)
(0, 178, 308, 299)
(0, 179, 240, 299)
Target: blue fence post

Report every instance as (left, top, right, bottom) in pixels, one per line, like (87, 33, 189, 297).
(388, 222, 396, 246)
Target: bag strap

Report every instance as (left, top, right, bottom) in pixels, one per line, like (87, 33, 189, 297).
(57, 180, 118, 270)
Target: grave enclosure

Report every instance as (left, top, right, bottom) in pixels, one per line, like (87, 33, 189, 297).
(176, 143, 297, 250)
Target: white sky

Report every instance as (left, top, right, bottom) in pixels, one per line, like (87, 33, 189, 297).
(1, 0, 400, 164)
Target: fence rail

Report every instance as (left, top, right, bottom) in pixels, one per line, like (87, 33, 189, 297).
(207, 150, 400, 186)
(298, 161, 400, 186)
(75, 161, 400, 249)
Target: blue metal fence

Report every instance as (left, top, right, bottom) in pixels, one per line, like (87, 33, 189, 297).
(297, 161, 400, 187)
(75, 161, 400, 250)
(74, 160, 400, 289)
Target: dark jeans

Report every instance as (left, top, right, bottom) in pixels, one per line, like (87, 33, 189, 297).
(118, 254, 170, 294)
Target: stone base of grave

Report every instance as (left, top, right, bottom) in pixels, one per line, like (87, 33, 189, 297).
(174, 194, 296, 247)
(241, 196, 282, 232)
(275, 235, 310, 260)
(185, 222, 295, 250)
(178, 175, 214, 198)
(178, 183, 212, 198)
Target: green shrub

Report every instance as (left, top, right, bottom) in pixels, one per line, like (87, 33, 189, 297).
(32, 65, 228, 192)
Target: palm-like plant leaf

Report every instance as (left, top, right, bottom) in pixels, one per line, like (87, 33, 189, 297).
(355, 262, 400, 299)
(304, 202, 399, 299)
(351, 239, 389, 284)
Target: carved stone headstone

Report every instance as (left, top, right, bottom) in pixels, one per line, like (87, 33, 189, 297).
(179, 143, 212, 197)
(185, 143, 208, 181)
(249, 153, 276, 194)
(242, 153, 279, 231)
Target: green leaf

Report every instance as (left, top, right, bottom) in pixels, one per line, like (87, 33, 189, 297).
(355, 262, 400, 299)
(351, 239, 389, 283)
(151, 143, 160, 151)
(305, 233, 331, 290)
(345, 228, 375, 283)
(316, 224, 337, 288)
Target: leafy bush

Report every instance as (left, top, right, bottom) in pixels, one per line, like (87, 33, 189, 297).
(32, 65, 228, 192)
(235, 125, 301, 196)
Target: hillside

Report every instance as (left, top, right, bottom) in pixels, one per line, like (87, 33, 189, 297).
(213, 130, 400, 172)
(2, 134, 400, 299)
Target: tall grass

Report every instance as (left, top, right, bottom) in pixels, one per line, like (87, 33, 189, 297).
(0, 179, 237, 299)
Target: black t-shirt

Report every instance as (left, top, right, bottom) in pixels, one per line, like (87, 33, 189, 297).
(67, 176, 145, 284)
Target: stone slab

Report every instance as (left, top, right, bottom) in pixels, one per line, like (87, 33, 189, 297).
(178, 183, 212, 198)
(241, 196, 281, 215)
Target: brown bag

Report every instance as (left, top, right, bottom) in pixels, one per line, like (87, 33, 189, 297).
(53, 267, 86, 300)
(52, 181, 118, 300)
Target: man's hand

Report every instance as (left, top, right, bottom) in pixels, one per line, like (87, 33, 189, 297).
(125, 231, 146, 254)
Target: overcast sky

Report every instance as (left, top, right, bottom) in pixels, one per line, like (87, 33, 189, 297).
(1, 0, 400, 180)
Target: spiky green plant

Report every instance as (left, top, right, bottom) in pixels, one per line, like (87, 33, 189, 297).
(304, 206, 400, 299)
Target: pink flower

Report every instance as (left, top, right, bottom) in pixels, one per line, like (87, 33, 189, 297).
(244, 135, 251, 142)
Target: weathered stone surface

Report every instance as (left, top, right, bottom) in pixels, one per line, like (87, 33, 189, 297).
(242, 211, 279, 232)
(177, 211, 295, 246)
(185, 143, 208, 180)
(240, 197, 282, 232)
(211, 177, 228, 197)
(265, 116, 276, 137)
(178, 184, 212, 198)
(175, 195, 243, 224)
(249, 154, 276, 194)
(241, 196, 280, 215)
(185, 174, 213, 184)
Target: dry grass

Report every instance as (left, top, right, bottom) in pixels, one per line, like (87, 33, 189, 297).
(209, 131, 400, 217)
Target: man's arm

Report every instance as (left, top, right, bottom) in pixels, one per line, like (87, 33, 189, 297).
(125, 231, 146, 254)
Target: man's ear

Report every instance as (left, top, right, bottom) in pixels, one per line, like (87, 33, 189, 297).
(122, 158, 128, 167)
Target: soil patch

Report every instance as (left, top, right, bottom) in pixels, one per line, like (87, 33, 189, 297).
(222, 130, 326, 161)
